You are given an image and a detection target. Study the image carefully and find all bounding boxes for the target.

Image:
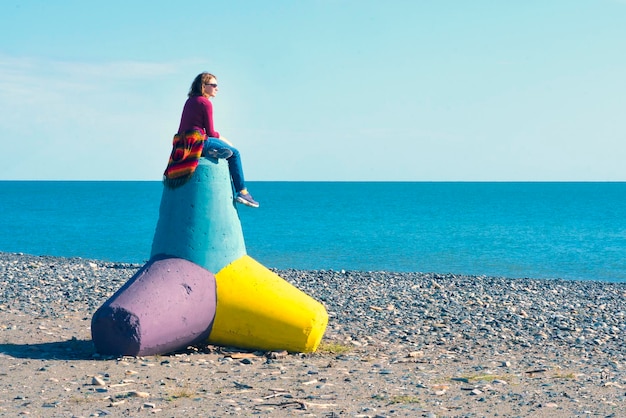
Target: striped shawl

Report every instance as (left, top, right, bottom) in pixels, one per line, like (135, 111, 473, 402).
(162, 129, 206, 189)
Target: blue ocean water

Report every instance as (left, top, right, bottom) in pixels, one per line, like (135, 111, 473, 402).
(0, 181, 624, 283)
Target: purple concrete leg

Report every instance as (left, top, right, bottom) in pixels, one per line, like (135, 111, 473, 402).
(91, 257, 217, 356)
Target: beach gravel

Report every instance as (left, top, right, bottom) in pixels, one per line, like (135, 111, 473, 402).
(1, 252, 625, 417)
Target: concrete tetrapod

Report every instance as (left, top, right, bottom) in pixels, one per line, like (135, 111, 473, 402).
(92, 158, 327, 356)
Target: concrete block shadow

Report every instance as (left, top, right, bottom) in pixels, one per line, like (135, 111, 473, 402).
(0, 339, 95, 360)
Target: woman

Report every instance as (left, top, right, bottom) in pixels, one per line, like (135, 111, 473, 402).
(173, 72, 259, 208)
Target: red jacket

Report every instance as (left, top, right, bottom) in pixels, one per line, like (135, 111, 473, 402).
(177, 96, 220, 138)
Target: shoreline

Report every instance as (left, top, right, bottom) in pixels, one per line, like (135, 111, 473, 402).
(1, 252, 625, 417)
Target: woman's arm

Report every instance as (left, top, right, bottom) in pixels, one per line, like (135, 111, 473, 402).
(201, 99, 220, 138)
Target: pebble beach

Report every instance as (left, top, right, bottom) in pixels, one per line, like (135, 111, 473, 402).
(1, 252, 625, 417)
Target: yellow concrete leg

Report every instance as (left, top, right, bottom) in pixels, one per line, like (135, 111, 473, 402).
(208, 255, 328, 353)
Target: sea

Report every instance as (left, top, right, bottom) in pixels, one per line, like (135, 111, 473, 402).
(0, 181, 624, 283)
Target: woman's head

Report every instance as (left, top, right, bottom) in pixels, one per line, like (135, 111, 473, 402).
(188, 72, 218, 98)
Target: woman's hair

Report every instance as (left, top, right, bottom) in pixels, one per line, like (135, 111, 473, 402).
(188, 72, 217, 97)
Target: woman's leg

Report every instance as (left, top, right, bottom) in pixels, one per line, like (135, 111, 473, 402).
(203, 138, 258, 207)
(225, 148, 260, 207)
(226, 147, 247, 193)
(202, 137, 233, 160)
(203, 138, 246, 192)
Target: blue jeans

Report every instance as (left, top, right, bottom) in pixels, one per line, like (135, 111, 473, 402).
(202, 137, 246, 193)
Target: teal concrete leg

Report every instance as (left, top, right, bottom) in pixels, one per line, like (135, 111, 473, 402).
(150, 158, 247, 273)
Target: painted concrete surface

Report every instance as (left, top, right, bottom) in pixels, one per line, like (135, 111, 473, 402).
(150, 158, 246, 274)
(91, 257, 217, 356)
(208, 255, 328, 353)
(92, 157, 327, 356)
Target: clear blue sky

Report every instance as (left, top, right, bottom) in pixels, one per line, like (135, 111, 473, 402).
(1, 0, 625, 181)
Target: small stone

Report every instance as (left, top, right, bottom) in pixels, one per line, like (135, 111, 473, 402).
(92, 376, 106, 386)
(267, 350, 288, 359)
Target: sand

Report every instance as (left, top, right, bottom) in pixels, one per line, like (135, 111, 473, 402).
(1, 252, 625, 417)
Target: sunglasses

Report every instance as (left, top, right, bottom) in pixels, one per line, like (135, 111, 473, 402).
(203, 83, 218, 88)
